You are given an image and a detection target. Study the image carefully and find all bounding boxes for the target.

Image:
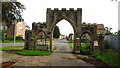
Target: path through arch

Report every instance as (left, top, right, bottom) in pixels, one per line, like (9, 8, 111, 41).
(52, 19, 74, 53)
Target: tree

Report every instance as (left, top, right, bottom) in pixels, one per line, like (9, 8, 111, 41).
(114, 31, 120, 35)
(53, 26, 60, 38)
(2, 2, 25, 28)
(117, 30, 120, 35)
(2, 2, 25, 37)
(69, 33, 74, 37)
(105, 27, 113, 35)
(69, 33, 74, 42)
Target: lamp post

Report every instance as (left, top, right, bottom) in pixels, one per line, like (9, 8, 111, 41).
(12, 15, 18, 46)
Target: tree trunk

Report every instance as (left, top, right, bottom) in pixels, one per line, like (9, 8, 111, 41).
(6, 25, 14, 37)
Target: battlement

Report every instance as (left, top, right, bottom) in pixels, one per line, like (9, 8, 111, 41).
(32, 22, 47, 30)
(82, 22, 97, 27)
(47, 8, 82, 12)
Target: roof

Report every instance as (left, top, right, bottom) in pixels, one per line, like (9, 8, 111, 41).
(37, 32, 43, 36)
(96, 24, 105, 30)
(23, 22, 30, 28)
(82, 22, 105, 30)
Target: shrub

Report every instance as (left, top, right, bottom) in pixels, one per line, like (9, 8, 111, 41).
(104, 40, 110, 49)
(4, 36, 14, 41)
(80, 42, 91, 54)
(16, 36, 23, 40)
(3, 36, 23, 42)
(3, 40, 13, 43)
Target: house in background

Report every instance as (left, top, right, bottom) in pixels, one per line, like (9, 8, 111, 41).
(60, 35, 66, 39)
(16, 21, 30, 39)
(0, 21, 30, 39)
(97, 24, 105, 35)
(82, 22, 105, 35)
(0, 22, 8, 38)
(0, 22, 7, 31)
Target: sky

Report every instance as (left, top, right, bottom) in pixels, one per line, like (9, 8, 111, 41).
(17, 0, 119, 36)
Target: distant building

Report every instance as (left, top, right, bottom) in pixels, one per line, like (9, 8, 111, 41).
(82, 22, 105, 35)
(16, 21, 30, 39)
(0, 21, 30, 39)
(60, 35, 66, 39)
(0, 22, 7, 30)
(0, 22, 8, 38)
(96, 24, 105, 34)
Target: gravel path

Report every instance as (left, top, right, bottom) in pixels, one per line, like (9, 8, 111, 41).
(1, 39, 95, 67)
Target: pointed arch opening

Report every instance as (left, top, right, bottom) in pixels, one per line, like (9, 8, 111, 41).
(80, 31, 94, 54)
(51, 19, 75, 52)
(35, 30, 47, 50)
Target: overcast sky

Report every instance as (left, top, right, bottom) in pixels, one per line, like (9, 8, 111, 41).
(17, 0, 119, 36)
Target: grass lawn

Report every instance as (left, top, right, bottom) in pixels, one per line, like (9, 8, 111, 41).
(37, 46, 46, 50)
(0, 46, 24, 53)
(68, 41, 90, 53)
(2, 40, 24, 43)
(17, 50, 52, 56)
(37, 45, 56, 50)
(0, 46, 53, 56)
(92, 49, 120, 68)
(0, 46, 24, 51)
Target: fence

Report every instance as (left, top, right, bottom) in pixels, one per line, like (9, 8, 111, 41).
(104, 35, 120, 51)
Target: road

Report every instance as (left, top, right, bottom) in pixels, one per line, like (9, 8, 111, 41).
(1, 39, 95, 67)
(0, 42, 24, 47)
(46, 39, 95, 66)
(52, 39, 72, 53)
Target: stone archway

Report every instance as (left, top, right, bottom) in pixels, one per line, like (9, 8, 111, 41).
(80, 30, 94, 54)
(46, 8, 82, 53)
(25, 8, 98, 54)
(34, 30, 47, 50)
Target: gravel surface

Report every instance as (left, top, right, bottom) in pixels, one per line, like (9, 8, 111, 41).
(1, 39, 95, 67)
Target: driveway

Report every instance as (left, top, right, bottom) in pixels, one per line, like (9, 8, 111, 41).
(52, 39, 72, 52)
(1, 39, 95, 67)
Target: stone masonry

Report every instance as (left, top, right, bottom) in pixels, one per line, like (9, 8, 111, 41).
(25, 8, 98, 53)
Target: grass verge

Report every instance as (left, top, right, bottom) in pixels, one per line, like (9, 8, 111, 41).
(0, 46, 24, 53)
(17, 50, 52, 56)
(68, 40, 90, 54)
(0, 46, 53, 56)
(92, 49, 120, 68)
(52, 46, 56, 50)
(0, 46, 24, 51)
(68, 41, 74, 49)
(37, 46, 46, 50)
(2, 40, 24, 43)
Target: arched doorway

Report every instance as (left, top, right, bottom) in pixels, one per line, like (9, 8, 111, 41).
(49, 17, 77, 52)
(80, 31, 94, 54)
(34, 30, 47, 50)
